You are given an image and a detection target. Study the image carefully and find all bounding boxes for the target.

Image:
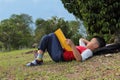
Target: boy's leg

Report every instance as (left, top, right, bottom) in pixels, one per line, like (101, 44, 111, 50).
(26, 34, 50, 66)
(26, 33, 64, 66)
(36, 34, 51, 60)
(37, 33, 64, 62)
(46, 33, 64, 62)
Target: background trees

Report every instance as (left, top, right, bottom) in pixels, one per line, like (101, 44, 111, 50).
(1, 0, 119, 51)
(34, 17, 81, 45)
(0, 15, 81, 51)
(0, 14, 33, 50)
(61, 0, 120, 43)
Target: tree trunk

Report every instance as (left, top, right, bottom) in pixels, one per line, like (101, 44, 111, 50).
(114, 30, 120, 43)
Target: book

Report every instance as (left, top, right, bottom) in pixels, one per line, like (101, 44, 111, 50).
(54, 28, 72, 51)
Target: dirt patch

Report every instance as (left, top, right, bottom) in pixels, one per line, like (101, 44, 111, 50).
(24, 50, 36, 54)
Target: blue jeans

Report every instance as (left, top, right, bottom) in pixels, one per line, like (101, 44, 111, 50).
(38, 33, 64, 62)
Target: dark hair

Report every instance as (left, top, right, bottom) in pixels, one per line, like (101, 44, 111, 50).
(93, 43, 120, 56)
(93, 36, 106, 48)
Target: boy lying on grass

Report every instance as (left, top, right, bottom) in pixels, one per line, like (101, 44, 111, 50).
(26, 33, 106, 66)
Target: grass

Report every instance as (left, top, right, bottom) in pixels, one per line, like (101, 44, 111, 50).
(0, 49, 120, 80)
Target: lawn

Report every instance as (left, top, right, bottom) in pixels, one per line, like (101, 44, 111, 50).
(0, 49, 120, 80)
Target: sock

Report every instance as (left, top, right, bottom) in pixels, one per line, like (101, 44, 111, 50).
(36, 53, 43, 61)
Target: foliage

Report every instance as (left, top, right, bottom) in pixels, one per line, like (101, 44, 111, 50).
(0, 14, 82, 51)
(61, 0, 120, 43)
(0, 41, 4, 51)
(0, 14, 83, 51)
(0, 14, 33, 50)
(34, 17, 81, 45)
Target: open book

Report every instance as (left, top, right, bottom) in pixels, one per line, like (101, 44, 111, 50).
(54, 28, 72, 51)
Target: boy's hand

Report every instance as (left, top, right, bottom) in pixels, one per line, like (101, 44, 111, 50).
(66, 39, 74, 47)
(66, 39, 82, 61)
(79, 38, 89, 45)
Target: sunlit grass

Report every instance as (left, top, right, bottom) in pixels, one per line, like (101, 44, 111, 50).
(0, 49, 120, 80)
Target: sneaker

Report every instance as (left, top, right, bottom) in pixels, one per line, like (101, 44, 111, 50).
(26, 60, 43, 67)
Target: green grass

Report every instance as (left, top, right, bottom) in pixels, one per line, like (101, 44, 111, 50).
(0, 49, 120, 80)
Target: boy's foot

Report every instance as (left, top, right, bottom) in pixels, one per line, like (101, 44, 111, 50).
(26, 60, 43, 67)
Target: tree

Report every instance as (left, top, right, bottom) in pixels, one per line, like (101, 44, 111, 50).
(61, 0, 120, 43)
(0, 14, 33, 50)
(34, 17, 81, 45)
(68, 21, 82, 45)
(0, 19, 14, 50)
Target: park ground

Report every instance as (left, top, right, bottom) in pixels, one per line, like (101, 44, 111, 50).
(0, 49, 120, 80)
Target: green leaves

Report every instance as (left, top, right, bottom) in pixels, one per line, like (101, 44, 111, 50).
(0, 14, 33, 50)
(61, 0, 120, 42)
(35, 17, 81, 45)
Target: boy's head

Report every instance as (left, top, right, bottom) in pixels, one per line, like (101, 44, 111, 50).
(87, 36, 106, 51)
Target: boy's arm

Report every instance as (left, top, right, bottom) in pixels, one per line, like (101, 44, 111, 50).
(66, 39, 82, 61)
(80, 38, 90, 45)
(81, 49, 93, 61)
(79, 38, 86, 46)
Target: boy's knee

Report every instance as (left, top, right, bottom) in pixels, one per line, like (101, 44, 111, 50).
(41, 35, 49, 41)
(42, 33, 54, 40)
(48, 33, 55, 37)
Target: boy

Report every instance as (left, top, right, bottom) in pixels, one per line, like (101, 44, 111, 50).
(26, 33, 106, 66)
